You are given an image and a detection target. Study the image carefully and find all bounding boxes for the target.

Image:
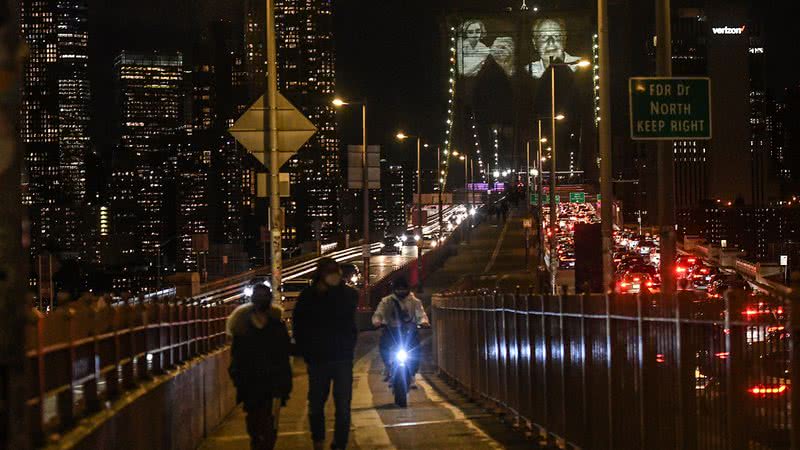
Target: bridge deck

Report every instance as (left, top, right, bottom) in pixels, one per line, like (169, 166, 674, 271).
(200, 333, 531, 449)
(200, 207, 536, 449)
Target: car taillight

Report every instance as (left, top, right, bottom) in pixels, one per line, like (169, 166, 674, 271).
(646, 282, 654, 287)
(749, 385, 787, 396)
(676, 266, 687, 274)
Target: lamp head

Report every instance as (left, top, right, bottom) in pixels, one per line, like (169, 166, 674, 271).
(332, 98, 347, 107)
(555, 114, 565, 121)
(396, 132, 408, 141)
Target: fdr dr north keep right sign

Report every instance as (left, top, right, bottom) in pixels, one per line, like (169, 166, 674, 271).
(629, 77, 712, 141)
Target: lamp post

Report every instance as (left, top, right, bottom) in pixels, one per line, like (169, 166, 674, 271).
(397, 132, 425, 292)
(545, 59, 590, 294)
(333, 98, 370, 301)
(437, 147, 444, 241)
(453, 151, 471, 242)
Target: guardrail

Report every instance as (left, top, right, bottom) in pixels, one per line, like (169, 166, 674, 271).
(24, 298, 234, 445)
(433, 289, 798, 449)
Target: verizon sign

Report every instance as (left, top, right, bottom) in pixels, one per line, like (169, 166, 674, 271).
(712, 26, 745, 35)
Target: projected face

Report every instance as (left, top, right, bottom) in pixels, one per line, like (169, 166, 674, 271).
(529, 18, 580, 79)
(458, 20, 490, 77)
(490, 36, 515, 76)
(533, 19, 567, 65)
(464, 21, 485, 48)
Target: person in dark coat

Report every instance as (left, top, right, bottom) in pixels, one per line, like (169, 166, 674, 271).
(227, 284, 292, 450)
(292, 257, 359, 450)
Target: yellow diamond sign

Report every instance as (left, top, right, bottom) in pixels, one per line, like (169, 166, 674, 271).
(228, 92, 317, 171)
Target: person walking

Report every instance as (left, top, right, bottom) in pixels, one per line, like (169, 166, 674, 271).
(293, 258, 359, 450)
(501, 199, 510, 222)
(372, 278, 429, 386)
(227, 284, 293, 450)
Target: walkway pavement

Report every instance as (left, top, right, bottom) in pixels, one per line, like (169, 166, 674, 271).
(199, 208, 536, 449)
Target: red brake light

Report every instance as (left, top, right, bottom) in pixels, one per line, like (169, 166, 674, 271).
(749, 385, 787, 395)
(656, 354, 666, 364)
(676, 266, 687, 273)
(646, 282, 654, 287)
(688, 258, 696, 264)
(715, 352, 729, 359)
(633, 277, 641, 282)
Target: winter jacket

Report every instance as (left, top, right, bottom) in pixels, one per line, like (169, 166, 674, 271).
(227, 303, 293, 411)
(292, 283, 359, 364)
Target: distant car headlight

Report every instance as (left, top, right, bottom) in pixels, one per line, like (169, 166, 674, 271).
(244, 286, 254, 297)
(350, 275, 358, 284)
(400, 235, 408, 242)
(394, 242, 402, 248)
(414, 234, 421, 242)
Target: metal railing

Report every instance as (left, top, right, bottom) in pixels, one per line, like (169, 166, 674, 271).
(433, 289, 798, 450)
(24, 298, 234, 445)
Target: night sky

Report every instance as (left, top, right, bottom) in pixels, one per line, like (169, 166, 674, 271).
(87, 0, 797, 165)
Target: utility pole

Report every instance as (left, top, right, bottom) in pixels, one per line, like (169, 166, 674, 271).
(1, 2, 30, 446)
(437, 147, 443, 241)
(537, 120, 545, 271)
(549, 61, 558, 295)
(265, 0, 282, 295)
(598, 0, 614, 293)
(416, 137, 423, 291)
(656, 0, 675, 298)
(361, 103, 370, 295)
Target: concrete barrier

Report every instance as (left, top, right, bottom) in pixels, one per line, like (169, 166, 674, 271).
(45, 348, 237, 450)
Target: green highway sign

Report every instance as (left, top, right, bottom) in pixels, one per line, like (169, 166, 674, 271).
(569, 192, 586, 203)
(530, 194, 560, 205)
(629, 77, 711, 140)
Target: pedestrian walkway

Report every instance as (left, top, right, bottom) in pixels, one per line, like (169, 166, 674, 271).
(199, 208, 536, 449)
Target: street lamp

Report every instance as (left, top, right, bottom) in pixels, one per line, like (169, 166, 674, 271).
(545, 59, 589, 294)
(453, 151, 473, 242)
(333, 97, 371, 302)
(397, 132, 426, 292)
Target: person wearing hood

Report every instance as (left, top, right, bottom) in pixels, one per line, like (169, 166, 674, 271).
(292, 257, 359, 450)
(227, 284, 292, 450)
(372, 277, 429, 384)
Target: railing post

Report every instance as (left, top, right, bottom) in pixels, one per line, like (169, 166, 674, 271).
(84, 306, 101, 414)
(558, 293, 567, 443)
(636, 294, 646, 449)
(540, 293, 550, 443)
(791, 287, 800, 450)
(57, 309, 75, 430)
(121, 304, 135, 389)
(579, 291, 589, 448)
(725, 289, 746, 450)
(605, 292, 614, 450)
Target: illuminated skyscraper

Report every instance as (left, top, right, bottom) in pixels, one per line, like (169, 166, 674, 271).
(20, 0, 91, 264)
(244, 0, 340, 243)
(110, 51, 184, 287)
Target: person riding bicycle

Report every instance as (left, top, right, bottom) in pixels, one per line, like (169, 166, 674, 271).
(371, 278, 429, 385)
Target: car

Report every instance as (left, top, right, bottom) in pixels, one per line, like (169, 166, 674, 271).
(400, 231, 419, 247)
(380, 235, 402, 255)
(243, 276, 271, 299)
(616, 272, 657, 294)
(340, 263, 363, 287)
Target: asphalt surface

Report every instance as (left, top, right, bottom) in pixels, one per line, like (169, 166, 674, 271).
(200, 208, 537, 449)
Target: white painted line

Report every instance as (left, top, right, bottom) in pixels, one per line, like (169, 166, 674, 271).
(416, 377, 505, 449)
(350, 347, 395, 449)
(484, 217, 511, 274)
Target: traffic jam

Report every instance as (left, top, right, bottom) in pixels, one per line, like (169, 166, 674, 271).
(545, 200, 791, 445)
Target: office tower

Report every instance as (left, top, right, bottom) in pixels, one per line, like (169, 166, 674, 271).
(20, 0, 91, 266)
(382, 163, 408, 234)
(244, 0, 340, 243)
(111, 51, 184, 288)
